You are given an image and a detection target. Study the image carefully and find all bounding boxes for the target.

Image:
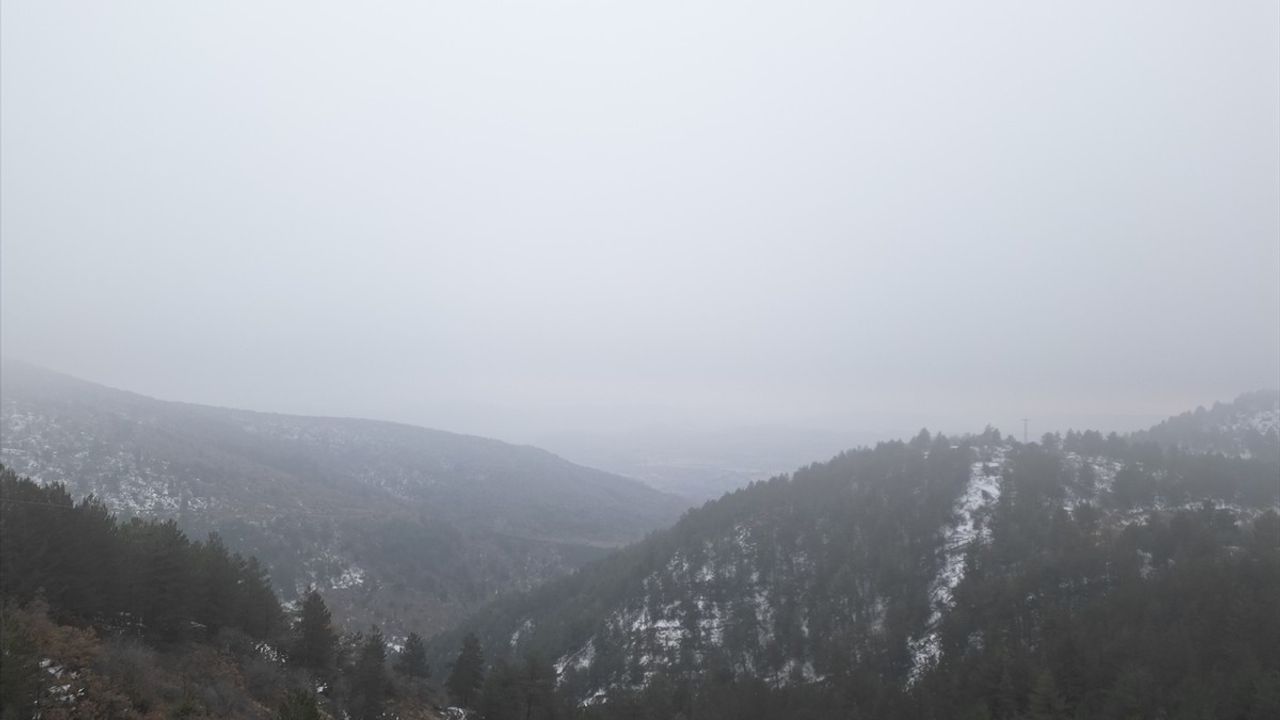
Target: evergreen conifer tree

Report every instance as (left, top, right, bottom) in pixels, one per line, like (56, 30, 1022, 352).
(446, 632, 485, 708)
(197, 532, 236, 635)
(292, 589, 338, 672)
(135, 519, 193, 640)
(351, 627, 388, 720)
(396, 631, 430, 679)
(275, 689, 322, 720)
(0, 604, 40, 720)
(238, 556, 284, 639)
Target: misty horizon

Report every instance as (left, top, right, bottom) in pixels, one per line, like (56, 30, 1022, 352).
(2, 4, 1278, 718)
(0, 355, 1267, 453)
(3, 1, 1277, 446)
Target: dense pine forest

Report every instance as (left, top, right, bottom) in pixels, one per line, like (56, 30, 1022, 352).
(4, 0, 1276, 716)
(3, 399, 1278, 719)
(428, 423, 1280, 720)
(0, 361, 685, 640)
(0, 466, 437, 719)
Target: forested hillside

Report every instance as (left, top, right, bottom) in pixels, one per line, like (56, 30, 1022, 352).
(1133, 389, 1279, 457)
(5, 382, 1277, 719)
(429, 414, 1280, 719)
(0, 466, 448, 719)
(0, 361, 685, 636)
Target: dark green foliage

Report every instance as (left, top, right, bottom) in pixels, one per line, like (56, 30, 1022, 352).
(395, 631, 430, 679)
(431, 439, 975, 685)
(1133, 390, 1280, 458)
(291, 589, 338, 673)
(478, 655, 561, 720)
(0, 603, 40, 720)
(5, 390, 1278, 720)
(1110, 464, 1155, 509)
(556, 502, 1280, 720)
(446, 632, 485, 708)
(0, 465, 283, 642)
(1, 361, 683, 640)
(913, 452, 1280, 719)
(0, 464, 453, 719)
(276, 689, 323, 720)
(124, 518, 192, 641)
(350, 627, 388, 720)
(1028, 670, 1068, 720)
(431, 430, 1280, 720)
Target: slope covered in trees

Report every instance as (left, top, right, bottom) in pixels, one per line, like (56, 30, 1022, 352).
(0, 360, 686, 636)
(1, 466, 283, 644)
(430, 421, 1280, 719)
(0, 466, 442, 719)
(1132, 389, 1279, 457)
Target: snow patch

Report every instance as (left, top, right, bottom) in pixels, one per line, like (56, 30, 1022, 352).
(510, 618, 534, 650)
(907, 445, 1007, 684)
(554, 638, 596, 678)
(330, 565, 365, 590)
(255, 642, 285, 664)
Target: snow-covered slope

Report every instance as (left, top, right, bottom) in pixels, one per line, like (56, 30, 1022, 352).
(1133, 390, 1280, 458)
(432, 400, 1279, 702)
(0, 360, 685, 635)
(907, 445, 1006, 683)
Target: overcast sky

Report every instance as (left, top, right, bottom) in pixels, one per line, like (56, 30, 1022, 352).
(2, 1, 1277, 444)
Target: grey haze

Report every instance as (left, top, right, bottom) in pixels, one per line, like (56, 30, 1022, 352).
(2, 1, 1277, 450)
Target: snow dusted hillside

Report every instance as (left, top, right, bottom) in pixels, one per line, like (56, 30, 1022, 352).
(432, 433, 983, 696)
(907, 445, 1006, 683)
(0, 360, 684, 636)
(432, 407, 1279, 702)
(1133, 390, 1280, 458)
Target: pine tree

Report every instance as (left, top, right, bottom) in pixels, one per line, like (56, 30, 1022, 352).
(351, 627, 388, 720)
(0, 603, 40, 720)
(276, 689, 322, 720)
(1, 467, 286, 645)
(238, 556, 284, 639)
(516, 655, 558, 720)
(68, 494, 118, 620)
(133, 519, 193, 641)
(478, 658, 521, 720)
(396, 631, 430, 679)
(475, 656, 559, 720)
(446, 632, 485, 708)
(292, 589, 338, 673)
(197, 532, 236, 636)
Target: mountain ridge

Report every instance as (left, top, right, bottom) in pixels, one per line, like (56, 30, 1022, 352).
(426, 392, 1280, 706)
(0, 359, 688, 637)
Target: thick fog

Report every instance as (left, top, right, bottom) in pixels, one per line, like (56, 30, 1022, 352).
(3, 1, 1277, 444)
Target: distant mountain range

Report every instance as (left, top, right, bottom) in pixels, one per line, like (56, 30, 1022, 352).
(536, 425, 876, 501)
(5, 359, 1277, 716)
(427, 391, 1279, 711)
(0, 360, 687, 637)
(1132, 389, 1279, 457)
